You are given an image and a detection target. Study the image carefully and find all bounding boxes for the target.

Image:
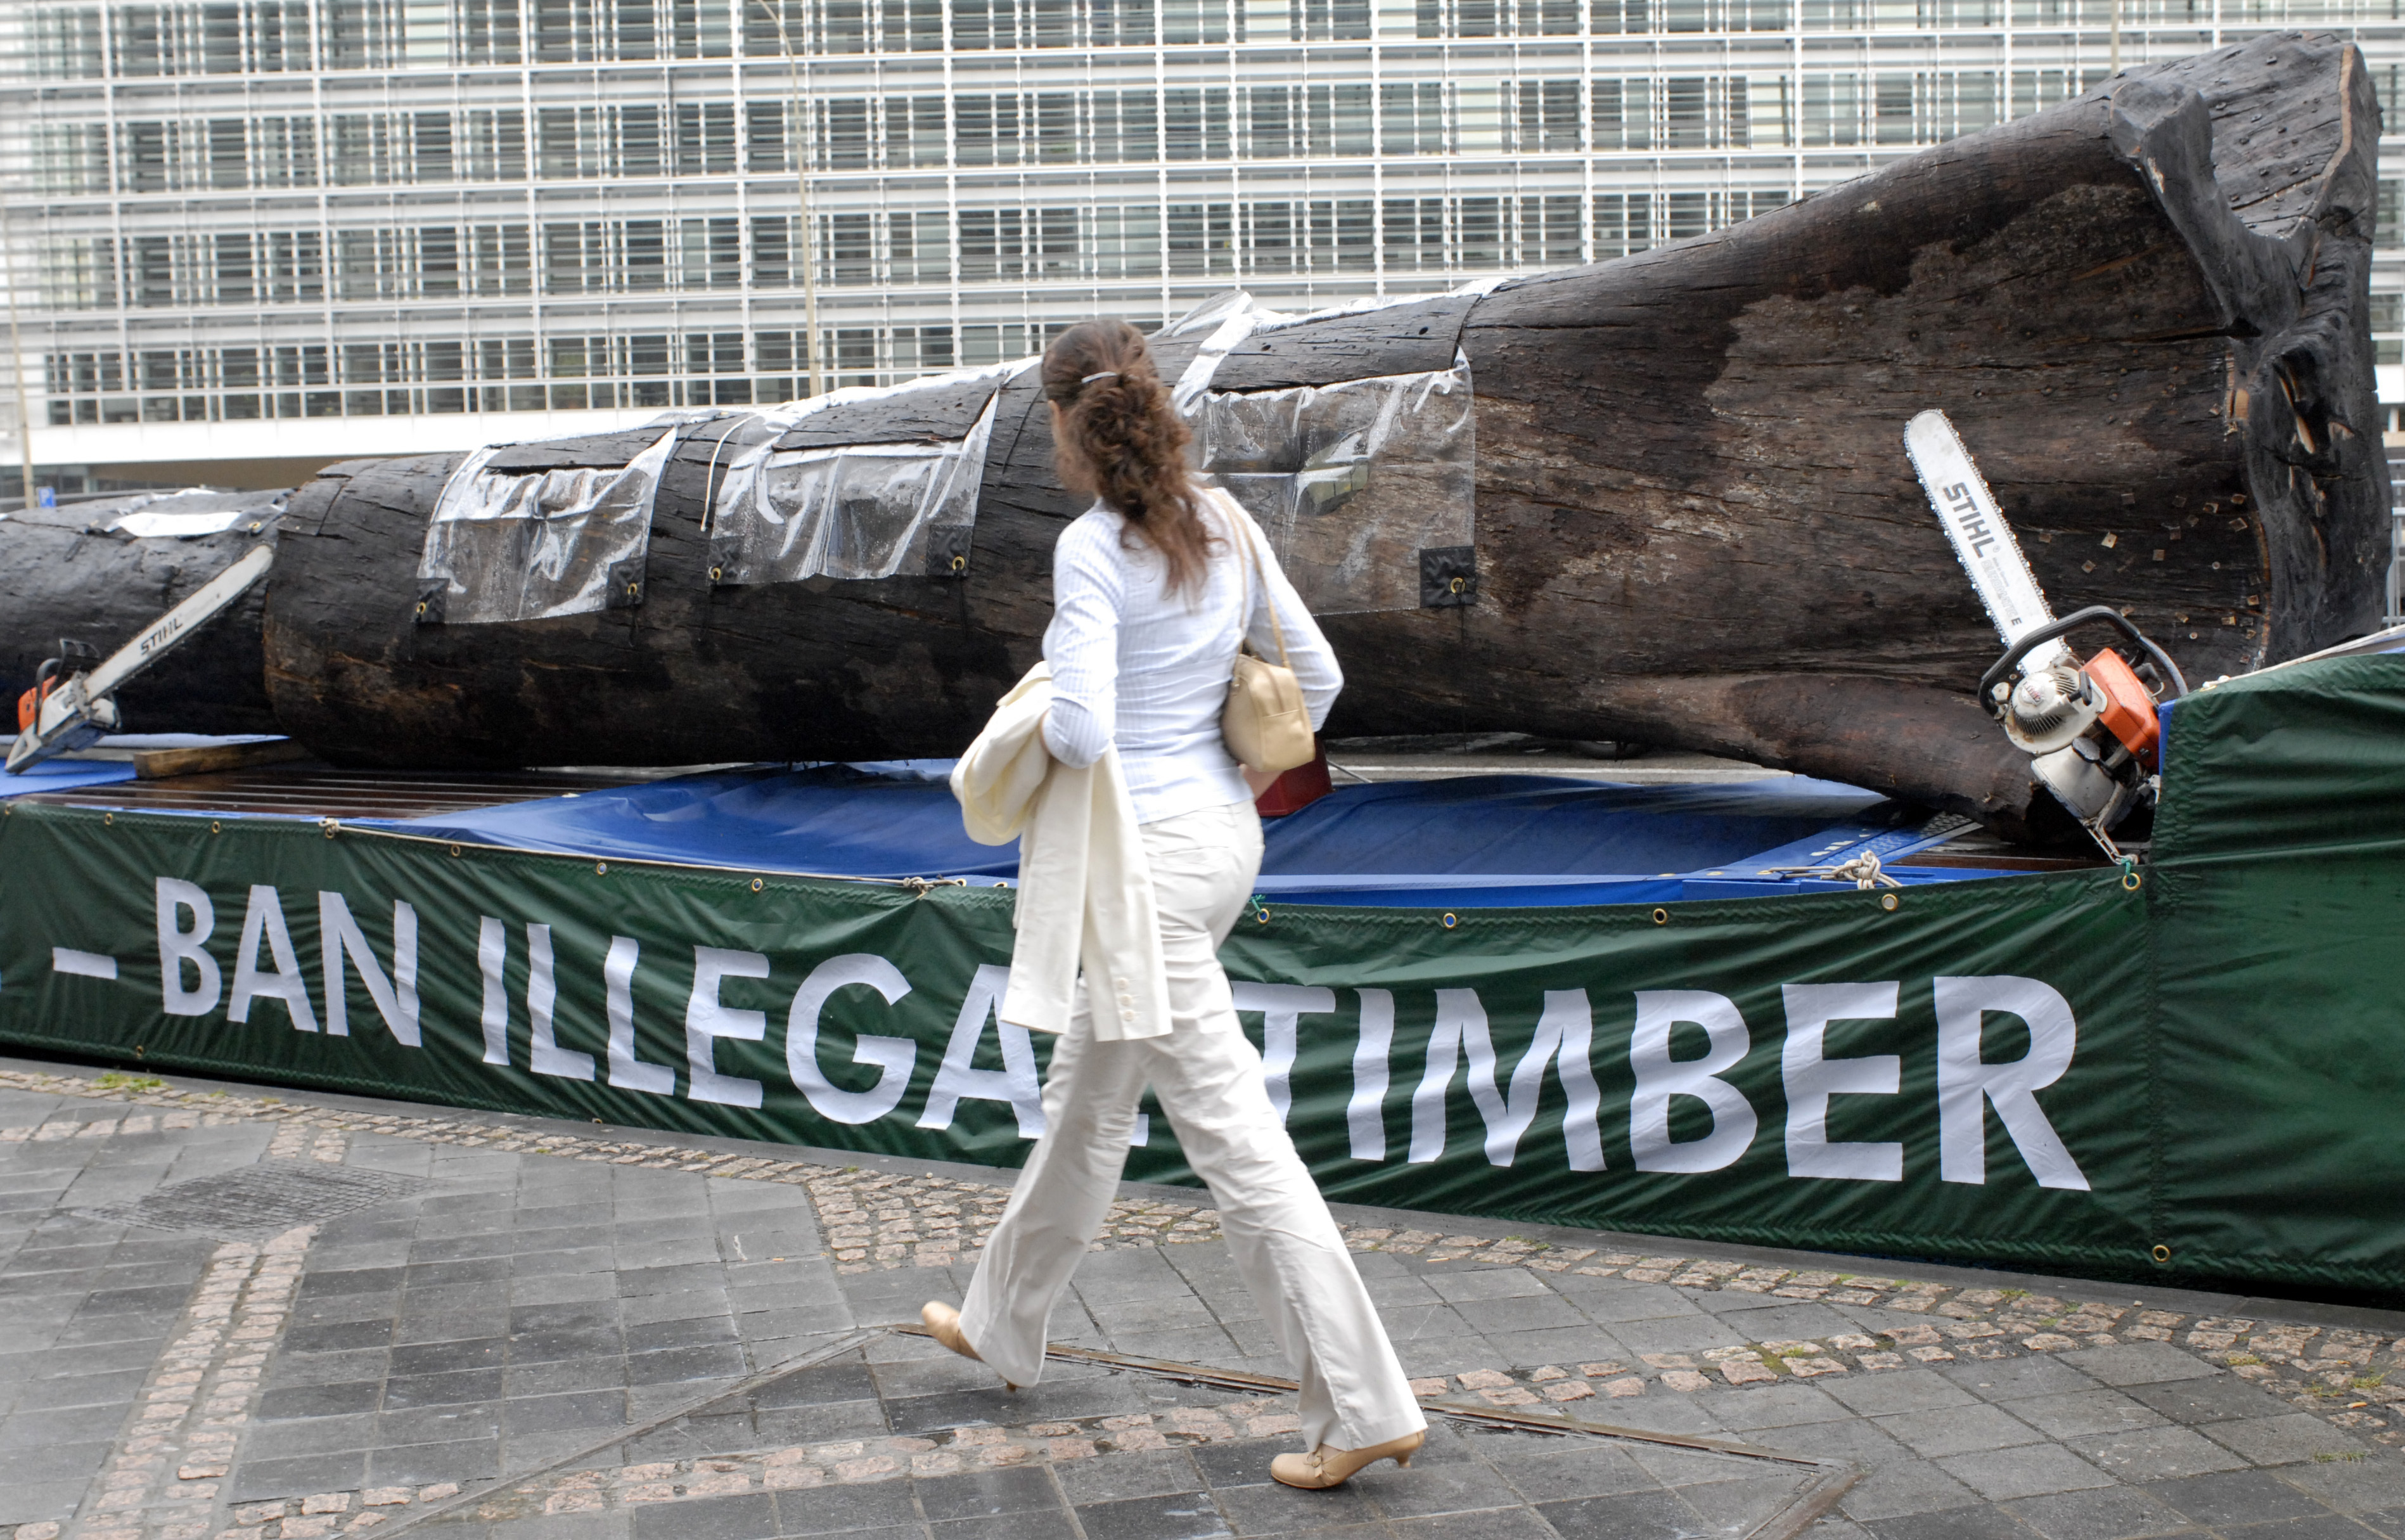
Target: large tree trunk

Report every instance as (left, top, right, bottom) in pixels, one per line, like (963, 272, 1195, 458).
(0, 498, 284, 738)
(15, 34, 2386, 842)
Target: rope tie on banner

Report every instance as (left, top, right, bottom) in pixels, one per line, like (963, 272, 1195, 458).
(900, 876, 970, 897)
(1768, 852, 1901, 889)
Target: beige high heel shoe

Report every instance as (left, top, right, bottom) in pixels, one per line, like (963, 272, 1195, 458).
(920, 1302, 1019, 1391)
(1269, 1428, 1426, 1490)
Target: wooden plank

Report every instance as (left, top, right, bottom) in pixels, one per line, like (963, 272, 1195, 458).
(132, 739, 311, 780)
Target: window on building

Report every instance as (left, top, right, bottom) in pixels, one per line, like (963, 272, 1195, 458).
(676, 101, 738, 172)
(1166, 202, 1235, 275)
(1307, 84, 1374, 156)
(1517, 80, 1582, 152)
(1165, 87, 1232, 160)
(747, 101, 790, 171)
(1381, 82, 1446, 155)
(1592, 79, 1652, 151)
(821, 99, 873, 168)
(1038, 93, 1080, 162)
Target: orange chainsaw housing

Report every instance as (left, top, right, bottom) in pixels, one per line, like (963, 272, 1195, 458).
(2083, 648, 2160, 765)
(15, 680, 50, 733)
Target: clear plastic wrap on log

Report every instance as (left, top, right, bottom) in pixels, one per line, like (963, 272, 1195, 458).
(15, 33, 2386, 842)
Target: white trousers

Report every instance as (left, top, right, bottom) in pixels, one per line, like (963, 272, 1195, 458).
(958, 800, 1426, 1453)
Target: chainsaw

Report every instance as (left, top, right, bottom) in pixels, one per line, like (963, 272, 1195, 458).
(1905, 410, 2187, 857)
(8, 544, 276, 775)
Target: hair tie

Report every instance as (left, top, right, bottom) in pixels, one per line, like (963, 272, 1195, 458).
(1081, 371, 1119, 385)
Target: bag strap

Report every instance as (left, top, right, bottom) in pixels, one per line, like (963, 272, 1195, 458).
(1217, 489, 1290, 669)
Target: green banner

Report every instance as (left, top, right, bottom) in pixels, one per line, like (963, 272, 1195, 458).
(0, 800, 2164, 1281)
(2146, 654, 2405, 1295)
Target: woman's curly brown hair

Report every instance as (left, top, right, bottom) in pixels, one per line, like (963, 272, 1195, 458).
(1042, 319, 1218, 596)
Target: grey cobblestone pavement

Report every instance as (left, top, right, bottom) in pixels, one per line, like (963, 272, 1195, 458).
(1, 1056, 2401, 1540)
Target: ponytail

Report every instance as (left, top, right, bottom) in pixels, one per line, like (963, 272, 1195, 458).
(1042, 319, 1216, 596)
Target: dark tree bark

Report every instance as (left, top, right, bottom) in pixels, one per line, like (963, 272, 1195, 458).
(0, 502, 283, 738)
(11, 34, 2385, 842)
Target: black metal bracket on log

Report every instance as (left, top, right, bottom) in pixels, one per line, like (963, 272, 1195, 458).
(412, 581, 446, 626)
(1420, 546, 1478, 608)
(605, 559, 646, 610)
(923, 525, 973, 579)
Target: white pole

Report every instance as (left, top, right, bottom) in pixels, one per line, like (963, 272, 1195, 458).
(758, 0, 823, 399)
(1, 193, 35, 510)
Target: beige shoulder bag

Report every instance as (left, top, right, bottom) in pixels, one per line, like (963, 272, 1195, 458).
(1215, 492, 1317, 775)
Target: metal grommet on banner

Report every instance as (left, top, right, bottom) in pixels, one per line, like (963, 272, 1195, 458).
(210, 821, 221, 834)
(321, 817, 340, 840)
(1248, 896, 1271, 926)
(750, 878, 765, 893)
(448, 844, 461, 857)
(2150, 1244, 2172, 1264)
(103, 812, 115, 826)
(1879, 892, 1901, 912)
(950, 554, 968, 574)
(1440, 912, 1458, 930)
(2120, 858, 2143, 891)
(1651, 907, 1668, 925)
(596, 861, 608, 875)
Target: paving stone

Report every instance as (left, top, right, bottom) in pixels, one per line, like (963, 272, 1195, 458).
(1936, 1444, 2121, 1501)
(2064, 1424, 2250, 1482)
(2271, 1453, 2405, 1514)
(1745, 1416, 1917, 1469)
(2199, 1415, 2373, 1466)
(1999, 1484, 2197, 1539)
(2127, 1375, 2300, 1426)
(2143, 1468, 2337, 1527)
(2059, 1344, 2226, 1389)
(2005, 1389, 2175, 1441)
(1823, 1368, 1984, 1418)
(1942, 1356, 2106, 1402)
(1875, 1403, 2053, 1458)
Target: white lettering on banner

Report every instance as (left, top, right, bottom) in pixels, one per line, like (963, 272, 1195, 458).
(228, 884, 317, 1032)
(1935, 975, 2091, 1191)
(1628, 990, 1759, 1174)
(1231, 982, 1337, 1125)
(686, 947, 771, 1108)
(1349, 988, 1395, 1160)
(1408, 989, 1607, 1170)
(318, 892, 420, 1046)
(525, 923, 593, 1080)
(606, 937, 676, 1094)
(786, 954, 918, 1126)
(157, 878, 220, 1016)
(917, 963, 1047, 1138)
(1782, 982, 1903, 1182)
(477, 918, 510, 1067)
(51, 947, 119, 979)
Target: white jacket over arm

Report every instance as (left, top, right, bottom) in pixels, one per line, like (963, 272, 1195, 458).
(951, 664, 1172, 1043)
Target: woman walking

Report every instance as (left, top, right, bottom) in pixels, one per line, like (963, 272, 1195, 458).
(923, 318, 1428, 1491)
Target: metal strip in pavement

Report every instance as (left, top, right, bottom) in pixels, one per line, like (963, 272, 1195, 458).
(897, 1324, 1863, 1540)
(356, 1327, 888, 1540)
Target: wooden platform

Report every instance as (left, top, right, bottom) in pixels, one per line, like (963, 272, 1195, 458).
(10, 764, 648, 821)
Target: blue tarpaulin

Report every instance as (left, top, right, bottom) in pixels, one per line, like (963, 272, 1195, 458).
(366, 762, 2013, 904)
(0, 757, 136, 799)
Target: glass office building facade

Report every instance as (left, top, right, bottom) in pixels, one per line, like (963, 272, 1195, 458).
(3, 0, 2402, 483)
